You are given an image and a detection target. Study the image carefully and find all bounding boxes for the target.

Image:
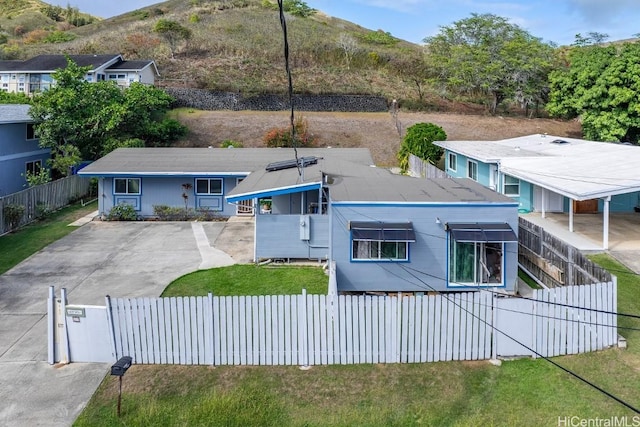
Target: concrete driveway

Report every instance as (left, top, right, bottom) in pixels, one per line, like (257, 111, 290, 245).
(0, 219, 251, 427)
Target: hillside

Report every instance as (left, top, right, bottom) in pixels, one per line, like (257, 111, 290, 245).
(6, 0, 432, 106)
(0, 0, 96, 46)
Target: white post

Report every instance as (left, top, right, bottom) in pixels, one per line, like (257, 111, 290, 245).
(603, 196, 610, 250)
(569, 198, 574, 232)
(47, 286, 56, 364)
(60, 288, 70, 364)
(541, 188, 547, 218)
(299, 288, 310, 370)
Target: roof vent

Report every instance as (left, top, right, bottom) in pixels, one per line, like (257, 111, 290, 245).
(551, 139, 569, 144)
(266, 156, 319, 172)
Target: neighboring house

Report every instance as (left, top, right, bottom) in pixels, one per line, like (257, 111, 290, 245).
(80, 146, 519, 294)
(434, 134, 640, 249)
(227, 152, 519, 294)
(0, 54, 159, 94)
(0, 104, 50, 196)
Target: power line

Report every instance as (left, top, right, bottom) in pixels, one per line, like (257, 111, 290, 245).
(384, 262, 640, 413)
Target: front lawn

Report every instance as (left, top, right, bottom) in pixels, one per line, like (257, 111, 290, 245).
(162, 264, 329, 296)
(75, 254, 640, 426)
(0, 201, 97, 275)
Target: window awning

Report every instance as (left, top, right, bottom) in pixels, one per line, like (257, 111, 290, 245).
(350, 221, 416, 242)
(446, 223, 517, 242)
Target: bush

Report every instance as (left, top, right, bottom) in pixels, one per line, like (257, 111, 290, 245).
(153, 205, 221, 221)
(263, 116, 317, 148)
(220, 139, 243, 148)
(397, 122, 447, 173)
(3, 203, 25, 229)
(107, 204, 138, 221)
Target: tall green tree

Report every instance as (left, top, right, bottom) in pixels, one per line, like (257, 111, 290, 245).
(153, 19, 192, 58)
(424, 13, 555, 115)
(547, 41, 640, 142)
(29, 57, 186, 175)
(397, 122, 446, 173)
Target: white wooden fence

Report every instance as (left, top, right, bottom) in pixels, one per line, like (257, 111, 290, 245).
(70, 282, 618, 366)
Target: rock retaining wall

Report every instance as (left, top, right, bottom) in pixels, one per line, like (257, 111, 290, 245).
(164, 88, 389, 112)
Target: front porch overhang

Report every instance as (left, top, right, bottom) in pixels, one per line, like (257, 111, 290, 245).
(226, 182, 322, 203)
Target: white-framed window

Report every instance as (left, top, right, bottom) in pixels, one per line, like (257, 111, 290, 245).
(447, 223, 517, 287)
(503, 175, 520, 196)
(350, 222, 414, 262)
(114, 178, 141, 195)
(467, 160, 478, 181)
(352, 240, 408, 261)
(25, 160, 41, 175)
(449, 240, 504, 286)
(195, 178, 223, 195)
(448, 152, 457, 172)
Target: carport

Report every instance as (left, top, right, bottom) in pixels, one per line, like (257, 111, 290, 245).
(500, 144, 640, 250)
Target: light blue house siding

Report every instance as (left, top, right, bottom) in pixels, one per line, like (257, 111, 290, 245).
(97, 175, 245, 217)
(253, 189, 328, 260)
(330, 203, 519, 293)
(0, 118, 49, 196)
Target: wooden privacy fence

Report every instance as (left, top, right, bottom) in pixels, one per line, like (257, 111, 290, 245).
(518, 217, 612, 287)
(407, 154, 448, 179)
(0, 175, 91, 235)
(99, 283, 617, 366)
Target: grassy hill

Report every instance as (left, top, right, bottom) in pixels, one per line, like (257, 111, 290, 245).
(3, 0, 433, 106)
(0, 0, 97, 47)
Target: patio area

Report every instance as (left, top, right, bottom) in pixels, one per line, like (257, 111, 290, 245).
(522, 211, 640, 273)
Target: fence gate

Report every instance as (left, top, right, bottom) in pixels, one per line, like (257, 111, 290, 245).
(495, 297, 535, 358)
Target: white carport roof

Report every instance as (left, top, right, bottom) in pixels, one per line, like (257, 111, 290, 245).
(435, 134, 640, 201)
(435, 134, 640, 249)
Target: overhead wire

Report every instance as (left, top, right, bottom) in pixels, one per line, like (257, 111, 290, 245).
(276, 0, 301, 176)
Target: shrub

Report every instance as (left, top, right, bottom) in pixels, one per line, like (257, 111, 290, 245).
(397, 122, 447, 173)
(107, 204, 138, 221)
(220, 139, 243, 148)
(263, 116, 317, 148)
(361, 30, 398, 46)
(3, 203, 25, 229)
(35, 202, 52, 219)
(43, 30, 75, 43)
(153, 205, 221, 221)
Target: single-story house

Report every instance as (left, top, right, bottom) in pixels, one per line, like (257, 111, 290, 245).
(434, 134, 640, 249)
(81, 147, 519, 294)
(226, 151, 519, 294)
(0, 104, 50, 196)
(77, 147, 374, 218)
(0, 54, 159, 94)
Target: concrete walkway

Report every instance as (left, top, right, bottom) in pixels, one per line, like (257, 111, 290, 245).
(0, 219, 253, 427)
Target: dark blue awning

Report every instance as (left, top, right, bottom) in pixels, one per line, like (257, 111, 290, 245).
(447, 223, 517, 242)
(350, 221, 416, 242)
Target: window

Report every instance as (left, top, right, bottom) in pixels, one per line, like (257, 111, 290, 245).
(114, 178, 141, 194)
(448, 153, 457, 172)
(195, 178, 223, 195)
(503, 175, 520, 196)
(25, 160, 41, 175)
(467, 160, 478, 181)
(26, 123, 35, 140)
(447, 223, 517, 287)
(350, 222, 415, 261)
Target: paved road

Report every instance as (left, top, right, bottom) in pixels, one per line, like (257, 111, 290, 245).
(0, 220, 243, 427)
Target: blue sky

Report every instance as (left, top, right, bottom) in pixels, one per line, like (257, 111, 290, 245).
(47, 0, 640, 45)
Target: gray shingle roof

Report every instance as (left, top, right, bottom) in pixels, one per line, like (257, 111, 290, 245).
(0, 104, 31, 124)
(79, 147, 374, 175)
(0, 54, 122, 72)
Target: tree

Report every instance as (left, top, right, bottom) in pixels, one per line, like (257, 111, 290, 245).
(153, 19, 192, 59)
(547, 42, 640, 142)
(397, 123, 446, 173)
(336, 33, 358, 70)
(29, 57, 187, 175)
(424, 13, 555, 115)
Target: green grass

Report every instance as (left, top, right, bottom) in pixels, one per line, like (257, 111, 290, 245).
(75, 254, 640, 426)
(0, 201, 97, 275)
(162, 264, 329, 296)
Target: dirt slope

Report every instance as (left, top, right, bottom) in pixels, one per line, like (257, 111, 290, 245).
(173, 110, 582, 166)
